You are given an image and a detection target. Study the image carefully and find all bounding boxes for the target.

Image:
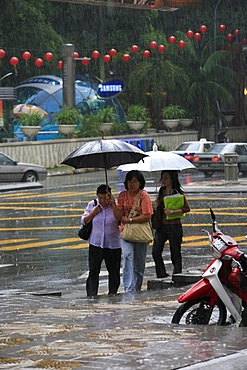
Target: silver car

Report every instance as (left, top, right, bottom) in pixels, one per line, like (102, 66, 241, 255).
(0, 152, 47, 182)
(192, 143, 247, 175)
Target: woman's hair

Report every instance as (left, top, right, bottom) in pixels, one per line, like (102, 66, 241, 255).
(124, 170, 145, 190)
(157, 170, 184, 201)
(97, 184, 111, 195)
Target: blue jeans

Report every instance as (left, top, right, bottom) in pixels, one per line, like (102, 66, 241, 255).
(121, 238, 148, 292)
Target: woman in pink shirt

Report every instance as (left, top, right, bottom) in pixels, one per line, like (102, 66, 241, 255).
(117, 170, 153, 292)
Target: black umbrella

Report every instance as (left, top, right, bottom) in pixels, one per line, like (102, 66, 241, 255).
(61, 138, 148, 185)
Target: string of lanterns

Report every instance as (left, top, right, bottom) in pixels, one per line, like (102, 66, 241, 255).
(0, 24, 246, 71)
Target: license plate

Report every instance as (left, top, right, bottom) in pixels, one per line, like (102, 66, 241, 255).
(212, 238, 226, 251)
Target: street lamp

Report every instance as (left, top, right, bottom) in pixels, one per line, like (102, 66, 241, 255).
(214, 0, 223, 39)
(0, 72, 13, 86)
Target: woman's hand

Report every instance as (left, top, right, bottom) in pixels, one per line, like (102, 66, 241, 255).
(107, 191, 116, 206)
(92, 205, 102, 216)
(164, 208, 174, 216)
(121, 215, 129, 224)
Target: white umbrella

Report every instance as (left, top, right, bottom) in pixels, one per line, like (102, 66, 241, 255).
(117, 149, 197, 172)
(117, 144, 197, 193)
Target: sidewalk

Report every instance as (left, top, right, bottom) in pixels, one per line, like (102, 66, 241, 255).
(1, 282, 247, 370)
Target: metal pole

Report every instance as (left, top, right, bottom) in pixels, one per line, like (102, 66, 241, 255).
(62, 44, 75, 109)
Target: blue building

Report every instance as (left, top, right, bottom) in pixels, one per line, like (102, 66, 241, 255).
(14, 74, 125, 141)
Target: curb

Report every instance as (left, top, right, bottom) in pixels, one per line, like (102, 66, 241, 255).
(47, 168, 102, 177)
(0, 182, 43, 192)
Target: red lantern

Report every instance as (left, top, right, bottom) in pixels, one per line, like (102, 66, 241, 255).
(234, 29, 240, 37)
(109, 48, 117, 57)
(0, 49, 5, 59)
(81, 58, 90, 66)
(122, 53, 130, 62)
(168, 36, 176, 44)
(219, 24, 226, 33)
(10, 57, 19, 66)
(142, 50, 150, 58)
(186, 30, 194, 39)
(194, 33, 201, 40)
(131, 45, 138, 53)
(200, 25, 207, 33)
(226, 33, 233, 42)
(22, 51, 31, 61)
(34, 58, 43, 68)
(73, 51, 79, 59)
(158, 45, 165, 53)
(242, 39, 247, 45)
(178, 40, 186, 49)
(45, 52, 53, 61)
(57, 60, 63, 69)
(149, 41, 157, 49)
(92, 50, 100, 59)
(103, 54, 111, 63)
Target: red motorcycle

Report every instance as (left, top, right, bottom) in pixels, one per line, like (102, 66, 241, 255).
(172, 208, 247, 326)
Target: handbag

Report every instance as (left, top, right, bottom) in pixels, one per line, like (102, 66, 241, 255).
(151, 206, 163, 230)
(78, 199, 97, 240)
(121, 192, 153, 243)
(163, 190, 185, 221)
(121, 221, 153, 243)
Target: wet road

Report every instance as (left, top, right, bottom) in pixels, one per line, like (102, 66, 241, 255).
(1, 170, 247, 296)
(1, 171, 247, 369)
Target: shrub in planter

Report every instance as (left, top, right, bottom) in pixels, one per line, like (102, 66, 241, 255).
(55, 107, 82, 126)
(126, 104, 148, 122)
(162, 105, 186, 120)
(18, 112, 43, 126)
(94, 106, 116, 124)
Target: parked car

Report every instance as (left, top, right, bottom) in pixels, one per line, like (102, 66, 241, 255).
(173, 138, 214, 161)
(192, 143, 247, 175)
(0, 152, 47, 182)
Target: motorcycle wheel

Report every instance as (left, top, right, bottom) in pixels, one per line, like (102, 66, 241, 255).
(172, 298, 227, 325)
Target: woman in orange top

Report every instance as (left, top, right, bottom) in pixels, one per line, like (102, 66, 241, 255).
(117, 170, 153, 292)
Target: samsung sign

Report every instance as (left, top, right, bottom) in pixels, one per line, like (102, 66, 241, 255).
(97, 79, 125, 99)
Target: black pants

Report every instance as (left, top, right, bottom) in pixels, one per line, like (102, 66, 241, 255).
(86, 244, 121, 296)
(152, 223, 183, 277)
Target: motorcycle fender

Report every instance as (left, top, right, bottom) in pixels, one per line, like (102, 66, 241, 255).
(178, 279, 216, 303)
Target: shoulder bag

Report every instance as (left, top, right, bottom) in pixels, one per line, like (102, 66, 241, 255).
(78, 199, 97, 240)
(121, 192, 153, 243)
(163, 190, 185, 220)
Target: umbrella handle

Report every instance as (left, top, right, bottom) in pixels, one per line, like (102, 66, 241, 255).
(104, 167, 108, 188)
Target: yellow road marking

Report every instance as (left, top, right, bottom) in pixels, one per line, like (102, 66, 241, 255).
(0, 239, 37, 244)
(0, 215, 83, 221)
(0, 238, 85, 251)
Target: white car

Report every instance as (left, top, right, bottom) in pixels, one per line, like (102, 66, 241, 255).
(0, 152, 47, 182)
(173, 138, 214, 161)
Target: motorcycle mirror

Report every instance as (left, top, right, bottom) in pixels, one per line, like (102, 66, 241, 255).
(210, 207, 216, 221)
